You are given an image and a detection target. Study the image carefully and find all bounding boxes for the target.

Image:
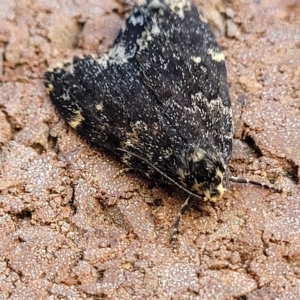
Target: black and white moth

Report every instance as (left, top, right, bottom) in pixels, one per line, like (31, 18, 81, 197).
(44, 0, 276, 242)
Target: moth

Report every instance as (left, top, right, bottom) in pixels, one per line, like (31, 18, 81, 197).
(44, 0, 277, 244)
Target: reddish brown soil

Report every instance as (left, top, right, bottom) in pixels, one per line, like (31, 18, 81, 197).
(0, 0, 300, 299)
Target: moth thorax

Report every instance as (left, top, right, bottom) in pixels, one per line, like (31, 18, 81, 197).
(178, 148, 226, 202)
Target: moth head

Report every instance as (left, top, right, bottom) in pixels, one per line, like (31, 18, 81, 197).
(177, 146, 227, 202)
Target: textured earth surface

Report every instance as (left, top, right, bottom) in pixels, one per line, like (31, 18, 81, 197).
(0, 0, 300, 299)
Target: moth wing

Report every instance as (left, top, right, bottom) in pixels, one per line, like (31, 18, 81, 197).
(133, 1, 233, 164)
(44, 0, 232, 185)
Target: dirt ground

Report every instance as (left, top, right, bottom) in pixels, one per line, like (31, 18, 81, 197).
(0, 0, 300, 299)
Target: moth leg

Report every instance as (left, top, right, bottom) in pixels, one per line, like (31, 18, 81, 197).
(171, 195, 191, 249)
(229, 176, 281, 192)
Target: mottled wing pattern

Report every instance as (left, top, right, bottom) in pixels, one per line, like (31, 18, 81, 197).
(44, 0, 232, 188)
(128, 0, 232, 166)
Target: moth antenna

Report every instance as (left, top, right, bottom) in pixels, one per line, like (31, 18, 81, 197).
(229, 176, 281, 192)
(117, 148, 205, 201)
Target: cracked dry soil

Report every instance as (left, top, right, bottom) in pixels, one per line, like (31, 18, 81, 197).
(0, 0, 300, 299)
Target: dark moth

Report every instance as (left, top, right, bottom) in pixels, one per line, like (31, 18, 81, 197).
(45, 0, 233, 204)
